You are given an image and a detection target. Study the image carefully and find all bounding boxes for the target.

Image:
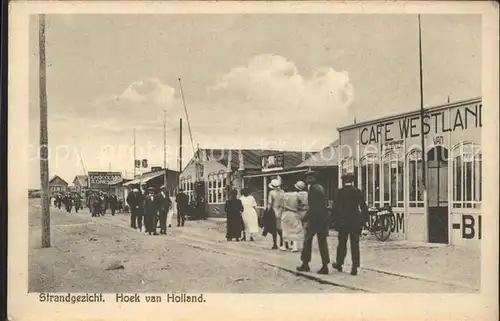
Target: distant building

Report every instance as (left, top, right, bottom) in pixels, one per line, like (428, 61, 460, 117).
(123, 168, 180, 197)
(180, 148, 308, 218)
(49, 175, 68, 194)
(72, 175, 88, 194)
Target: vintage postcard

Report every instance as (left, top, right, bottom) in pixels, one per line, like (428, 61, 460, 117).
(8, 1, 499, 320)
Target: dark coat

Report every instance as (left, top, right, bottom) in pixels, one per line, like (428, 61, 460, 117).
(155, 191, 171, 215)
(126, 192, 143, 212)
(225, 198, 244, 239)
(331, 185, 369, 233)
(303, 183, 329, 232)
(143, 193, 158, 232)
(176, 192, 189, 209)
(261, 208, 277, 236)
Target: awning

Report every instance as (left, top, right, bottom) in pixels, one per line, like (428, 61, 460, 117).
(123, 171, 164, 187)
(243, 168, 308, 179)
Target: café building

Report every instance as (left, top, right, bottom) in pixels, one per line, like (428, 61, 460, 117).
(337, 97, 482, 248)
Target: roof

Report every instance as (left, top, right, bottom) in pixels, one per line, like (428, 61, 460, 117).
(296, 140, 340, 168)
(108, 178, 133, 186)
(73, 175, 88, 186)
(337, 97, 482, 132)
(195, 149, 308, 171)
(49, 175, 68, 185)
(124, 169, 179, 187)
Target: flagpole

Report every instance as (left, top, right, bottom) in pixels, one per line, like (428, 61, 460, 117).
(418, 14, 429, 242)
(133, 128, 136, 178)
(163, 108, 167, 188)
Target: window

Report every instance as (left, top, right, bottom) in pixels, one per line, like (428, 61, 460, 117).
(382, 151, 404, 207)
(452, 143, 481, 209)
(180, 176, 194, 203)
(340, 157, 358, 186)
(207, 171, 227, 204)
(360, 154, 380, 207)
(407, 149, 424, 208)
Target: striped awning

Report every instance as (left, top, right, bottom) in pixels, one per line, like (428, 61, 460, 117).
(123, 171, 164, 187)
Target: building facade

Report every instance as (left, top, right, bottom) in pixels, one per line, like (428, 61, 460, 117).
(179, 149, 306, 218)
(49, 175, 68, 194)
(72, 175, 88, 194)
(337, 97, 482, 248)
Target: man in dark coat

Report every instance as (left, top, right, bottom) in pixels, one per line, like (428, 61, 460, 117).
(331, 173, 369, 276)
(175, 189, 189, 227)
(108, 192, 118, 216)
(144, 187, 159, 235)
(155, 185, 171, 235)
(64, 193, 73, 213)
(297, 169, 330, 275)
(73, 192, 81, 213)
(126, 188, 143, 230)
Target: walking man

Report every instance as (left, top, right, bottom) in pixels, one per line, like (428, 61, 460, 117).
(108, 192, 118, 216)
(144, 186, 159, 235)
(331, 173, 369, 276)
(126, 188, 143, 231)
(156, 185, 171, 235)
(175, 189, 189, 227)
(297, 169, 330, 275)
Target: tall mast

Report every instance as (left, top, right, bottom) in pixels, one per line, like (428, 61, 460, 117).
(163, 108, 167, 187)
(418, 14, 428, 241)
(133, 128, 136, 177)
(39, 13, 51, 248)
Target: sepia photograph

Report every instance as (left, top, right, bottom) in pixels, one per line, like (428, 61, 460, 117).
(8, 1, 499, 320)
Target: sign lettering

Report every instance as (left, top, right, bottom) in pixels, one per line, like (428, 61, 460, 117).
(462, 214, 482, 240)
(359, 104, 482, 145)
(88, 172, 122, 188)
(368, 212, 405, 235)
(261, 153, 284, 172)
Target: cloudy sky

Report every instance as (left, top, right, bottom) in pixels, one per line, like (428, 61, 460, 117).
(28, 14, 481, 188)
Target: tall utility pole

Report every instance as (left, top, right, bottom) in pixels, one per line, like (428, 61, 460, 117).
(163, 109, 167, 188)
(418, 14, 428, 241)
(133, 128, 136, 177)
(39, 14, 50, 248)
(179, 118, 183, 175)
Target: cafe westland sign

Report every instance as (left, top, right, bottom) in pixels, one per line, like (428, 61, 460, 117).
(261, 153, 285, 172)
(359, 102, 482, 146)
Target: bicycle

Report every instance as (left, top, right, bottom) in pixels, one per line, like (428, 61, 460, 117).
(361, 205, 394, 241)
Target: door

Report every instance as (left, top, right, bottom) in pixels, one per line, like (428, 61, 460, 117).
(427, 146, 449, 243)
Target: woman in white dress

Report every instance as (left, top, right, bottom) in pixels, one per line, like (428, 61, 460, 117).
(239, 188, 259, 242)
(280, 181, 307, 252)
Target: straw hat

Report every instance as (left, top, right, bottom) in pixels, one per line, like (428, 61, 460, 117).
(268, 179, 281, 189)
(294, 181, 306, 191)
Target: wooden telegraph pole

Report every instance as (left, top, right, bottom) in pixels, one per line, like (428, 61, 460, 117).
(418, 14, 429, 242)
(39, 14, 51, 248)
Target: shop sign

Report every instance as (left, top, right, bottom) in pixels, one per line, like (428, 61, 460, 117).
(368, 211, 405, 234)
(359, 103, 482, 146)
(452, 214, 482, 240)
(88, 171, 122, 188)
(261, 153, 284, 172)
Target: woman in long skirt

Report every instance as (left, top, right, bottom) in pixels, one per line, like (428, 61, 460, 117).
(280, 181, 307, 252)
(225, 189, 244, 241)
(239, 188, 259, 241)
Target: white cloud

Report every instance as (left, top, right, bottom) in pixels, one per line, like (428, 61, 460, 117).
(84, 53, 355, 151)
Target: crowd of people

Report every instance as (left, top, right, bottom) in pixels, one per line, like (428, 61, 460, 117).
(224, 169, 369, 276)
(125, 185, 190, 235)
(51, 191, 84, 213)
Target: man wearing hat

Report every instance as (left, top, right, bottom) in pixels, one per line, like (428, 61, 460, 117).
(144, 186, 159, 235)
(155, 185, 171, 235)
(297, 169, 330, 275)
(330, 172, 368, 276)
(126, 187, 143, 230)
